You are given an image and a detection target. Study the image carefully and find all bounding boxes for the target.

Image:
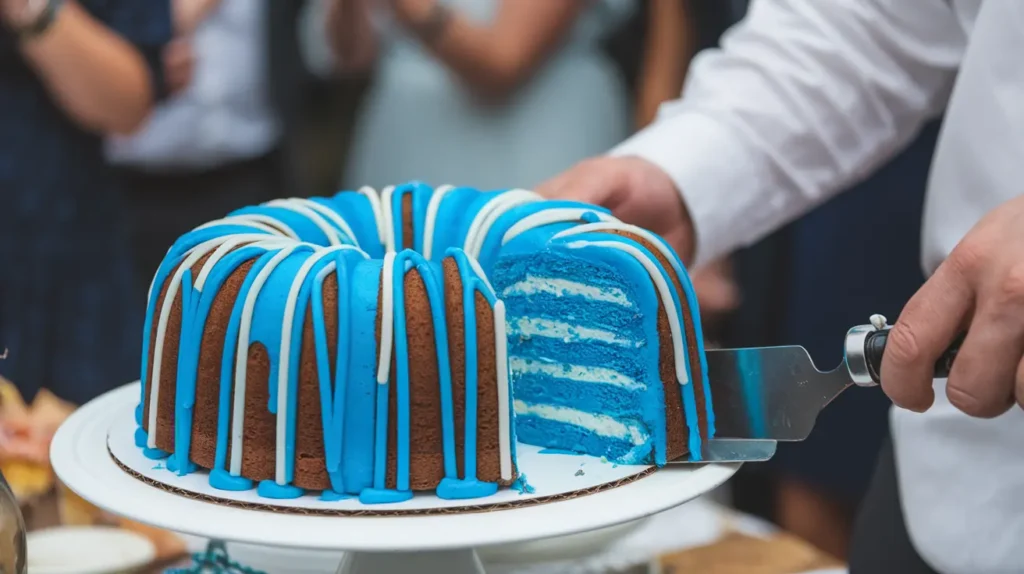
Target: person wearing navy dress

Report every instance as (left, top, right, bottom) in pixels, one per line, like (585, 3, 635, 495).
(0, 0, 171, 406)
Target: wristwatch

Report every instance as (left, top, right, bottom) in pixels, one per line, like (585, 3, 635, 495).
(10, 0, 64, 40)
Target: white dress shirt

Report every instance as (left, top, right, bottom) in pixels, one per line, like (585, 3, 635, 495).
(106, 0, 280, 170)
(613, 1, 1024, 572)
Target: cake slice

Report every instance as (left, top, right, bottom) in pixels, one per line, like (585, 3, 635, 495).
(492, 221, 714, 464)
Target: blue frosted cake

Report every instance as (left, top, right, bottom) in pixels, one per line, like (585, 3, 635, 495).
(136, 183, 714, 504)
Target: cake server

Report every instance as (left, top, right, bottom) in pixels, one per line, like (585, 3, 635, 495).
(673, 314, 961, 464)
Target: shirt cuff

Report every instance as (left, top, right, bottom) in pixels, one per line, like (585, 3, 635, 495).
(609, 111, 775, 267)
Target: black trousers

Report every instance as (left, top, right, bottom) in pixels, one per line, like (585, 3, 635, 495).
(848, 436, 940, 574)
(118, 149, 287, 304)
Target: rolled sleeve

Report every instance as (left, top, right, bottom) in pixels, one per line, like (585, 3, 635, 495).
(608, 0, 966, 266)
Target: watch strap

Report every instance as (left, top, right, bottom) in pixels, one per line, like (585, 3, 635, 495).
(15, 0, 63, 40)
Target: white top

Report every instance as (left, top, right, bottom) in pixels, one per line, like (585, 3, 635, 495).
(612, 1, 1024, 573)
(106, 0, 280, 170)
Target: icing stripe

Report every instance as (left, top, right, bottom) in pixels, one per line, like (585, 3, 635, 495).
(563, 240, 688, 384)
(422, 184, 456, 260)
(513, 400, 647, 445)
(228, 244, 308, 476)
(508, 356, 645, 390)
(463, 189, 542, 259)
(555, 221, 714, 436)
(148, 235, 245, 448)
(501, 208, 614, 246)
(275, 245, 365, 485)
(509, 316, 640, 347)
(500, 276, 633, 307)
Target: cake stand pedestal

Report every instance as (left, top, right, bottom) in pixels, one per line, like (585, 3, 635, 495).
(51, 385, 739, 574)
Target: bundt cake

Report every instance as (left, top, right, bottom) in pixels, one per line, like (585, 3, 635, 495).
(134, 183, 714, 504)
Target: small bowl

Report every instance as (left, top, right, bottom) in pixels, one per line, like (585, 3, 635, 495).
(27, 526, 155, 574)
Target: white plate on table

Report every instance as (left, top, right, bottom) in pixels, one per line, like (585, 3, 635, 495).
(27, 526, 155, 574)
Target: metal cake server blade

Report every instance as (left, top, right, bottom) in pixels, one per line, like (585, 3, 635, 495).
(669, 314, 962, 464)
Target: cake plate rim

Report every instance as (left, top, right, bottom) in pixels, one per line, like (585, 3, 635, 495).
(51, 382, 740, 554)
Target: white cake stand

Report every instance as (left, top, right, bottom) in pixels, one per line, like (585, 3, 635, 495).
(51, 384, 739, 574)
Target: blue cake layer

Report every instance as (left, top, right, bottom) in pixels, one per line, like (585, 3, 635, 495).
(514, 404, 654, 465)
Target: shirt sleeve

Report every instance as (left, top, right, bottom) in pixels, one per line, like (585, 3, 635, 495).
(90, 0, 174, 101)
(611, 0, 967, 266)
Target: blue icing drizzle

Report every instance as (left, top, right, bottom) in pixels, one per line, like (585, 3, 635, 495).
(341, 261, 381, 494)
(311, 254, 351, 493)
(538, 447, 579, 455)
(325, 192, 385, 258)
(426, 187, 483, 259)
(139, 224, 274, 437)
(320, 490, 354, 502)
(435, 248, 500, 500)
(230, 205, 333, 246)
(364, 249, 459, 503)
(257, 480, 304, 499)
(209, 248, 282, 490)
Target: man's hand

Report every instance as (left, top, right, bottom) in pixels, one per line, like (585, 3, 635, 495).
(882, 195, 1024, 418)
(537, 156, 697, 263)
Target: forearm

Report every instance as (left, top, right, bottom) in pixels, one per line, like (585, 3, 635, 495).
(403, 0, 584, 99)
(636, 0, 692, 127)
(614, 0, 965, 265)
(19, 1, 153, 135)
(327, 0, 378, 73)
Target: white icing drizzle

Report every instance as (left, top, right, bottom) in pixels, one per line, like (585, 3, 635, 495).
(275, 244, 367, 484)
(464, 251, 496, 293)
(193, 217, 284, 238)
(554, 222, 686, 279)
(357, 186, 387, 247)
(463, 189, 542, 259)
(197, 214, 300, 241)
(501, 208, 615, 246)
(265, 199, 344, 246)
(381, 186, 397, 253)
(375, 251, 397, 384)
(228, 244, 304, 476)
(194, 235, 288, 291)
(493, 299, 512, 481)
(147, 235, 241, 448)
(284, 198, 362, 248)
(563, 239, 689, 386)
(421, 184, 456, 260)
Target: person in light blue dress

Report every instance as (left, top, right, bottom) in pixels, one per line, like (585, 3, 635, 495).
(322, 0, 636, 190)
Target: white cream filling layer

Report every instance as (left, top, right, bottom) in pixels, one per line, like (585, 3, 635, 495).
(509, 356, 644, 391)
(509, 317, 639, 347)
(500, 275, 633, 307)
(513, 400, 647, 445)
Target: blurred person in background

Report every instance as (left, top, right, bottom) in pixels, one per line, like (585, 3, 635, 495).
(321, 0, 636, 190)
(110, 0, 315, 298)
(0, 0, 170, 406)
